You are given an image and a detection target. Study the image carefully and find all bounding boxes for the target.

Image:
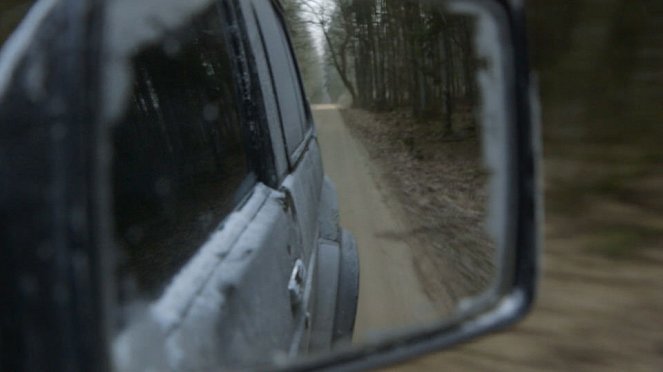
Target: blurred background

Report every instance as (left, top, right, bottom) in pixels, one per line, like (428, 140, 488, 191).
(387, 0, 663, 370)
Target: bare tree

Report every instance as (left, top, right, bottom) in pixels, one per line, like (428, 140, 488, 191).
(293, 0, 480, 135)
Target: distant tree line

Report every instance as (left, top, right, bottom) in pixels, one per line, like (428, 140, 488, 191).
(282, 0, 327, 103)
(291, 0, 480, 135)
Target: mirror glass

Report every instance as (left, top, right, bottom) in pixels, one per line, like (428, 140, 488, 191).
(284, 0, 509, 337)
(108, 0, 511, 370)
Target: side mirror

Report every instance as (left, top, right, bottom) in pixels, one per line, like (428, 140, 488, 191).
(0, 0, 540, 370)
(283, 0, 541, 369)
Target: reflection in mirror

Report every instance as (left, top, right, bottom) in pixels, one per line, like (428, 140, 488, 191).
(285, 0, 504, 337)
(108, 0, 509, 370)
(112, 7, 253, 306)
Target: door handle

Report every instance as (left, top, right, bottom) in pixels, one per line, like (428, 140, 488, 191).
(288, 259, 306, 311)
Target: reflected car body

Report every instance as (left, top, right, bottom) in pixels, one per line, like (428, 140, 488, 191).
(0, 0, 358, 370)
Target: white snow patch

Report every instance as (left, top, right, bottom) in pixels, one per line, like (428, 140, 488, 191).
(151, 184, 270, 330)
(101, 0, 217, 122)
(113, 184, 273, 370)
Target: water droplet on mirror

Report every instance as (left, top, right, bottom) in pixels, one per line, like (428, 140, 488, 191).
(37, 242, 53, 260)
(70, 204, 86, 233)
(155, 178, 171, 196)
(54, 283, 69, 304)
(51, 122, 67, 141)
(19, 275, 37, 296)
(72, 251, 89, 274)
(162, 38, 181, 57)
(198, 211, 213, 226)
(203, 104, 220, 122)
(25, 55, 46, 102)
(126, 226, 144, 245)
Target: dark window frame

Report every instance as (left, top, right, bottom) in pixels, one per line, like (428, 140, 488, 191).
(269, 0, 315, 133)
(222, 0, 278, 188)
(251, 0, 314, 167)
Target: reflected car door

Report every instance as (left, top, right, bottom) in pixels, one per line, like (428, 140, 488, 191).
(111, 1, 309, 370)
(246, 0, 327, 353)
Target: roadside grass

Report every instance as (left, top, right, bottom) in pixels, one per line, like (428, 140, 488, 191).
(340, 107, 495, 305)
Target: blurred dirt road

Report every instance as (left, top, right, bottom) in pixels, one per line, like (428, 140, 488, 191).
(313, 104, 663, 372)
(313, 105, 444, 341)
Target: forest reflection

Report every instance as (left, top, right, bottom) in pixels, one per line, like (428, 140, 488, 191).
(285, 0, 498, 316)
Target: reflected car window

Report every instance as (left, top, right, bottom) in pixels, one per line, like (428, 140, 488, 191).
(254, 1, 309, 156)
(112, 8, 254, 300)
